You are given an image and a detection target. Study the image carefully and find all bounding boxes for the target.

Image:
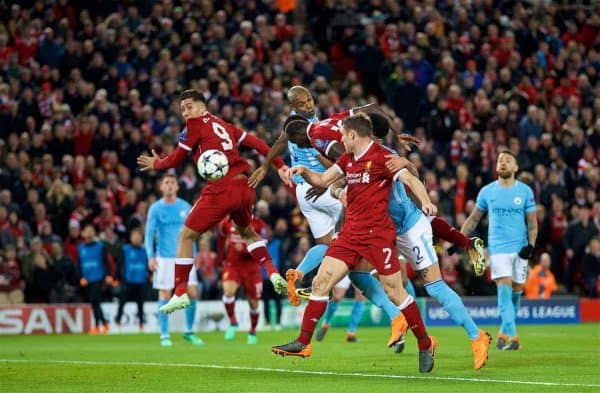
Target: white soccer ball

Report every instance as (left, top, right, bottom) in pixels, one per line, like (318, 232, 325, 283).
(197, 149, 229, 181)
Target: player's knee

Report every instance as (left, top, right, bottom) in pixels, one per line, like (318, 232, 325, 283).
(312, 275, 331, 296)
(248, 299, 259, 310)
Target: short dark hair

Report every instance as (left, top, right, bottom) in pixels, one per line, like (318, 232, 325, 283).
(180, 89, 206, 104)
(162, 173, 177, 181)
(369, 113, 390, 139)
(498, 149, 518, 163)
(342, 113, 373, 137)
(283, 115, 309, 138)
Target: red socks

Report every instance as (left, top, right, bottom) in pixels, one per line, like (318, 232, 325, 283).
(297, 297, 328, 345)
(250, 309, 260, 334)
(174, 259, 194, 296)
(431, 217, 470, 250)
(399, 297, 432, 351)
(247, 241, 278, 276)
(223, 296, 237, 325)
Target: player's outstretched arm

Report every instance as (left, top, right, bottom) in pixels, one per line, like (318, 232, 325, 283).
(292, 165, 342, 189)
(248, 131, 288, 188)
(461, 208, 485, 235)
(397, 169, 437, 216)
(137, 146, 188, 171)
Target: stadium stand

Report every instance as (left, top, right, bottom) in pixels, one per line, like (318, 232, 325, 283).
(0, 0, 599, 305)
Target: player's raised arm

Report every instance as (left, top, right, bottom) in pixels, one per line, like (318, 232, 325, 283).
(239, 131, 285, 169)
(247, 131, 288, 188)
(291, 164, 342, 189)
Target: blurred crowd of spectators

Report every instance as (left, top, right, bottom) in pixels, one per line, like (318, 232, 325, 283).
(0, 0, 599, 305)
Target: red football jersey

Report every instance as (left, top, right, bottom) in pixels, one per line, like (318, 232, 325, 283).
(218, 216, 268, 264)
(334, 141, 400, 234)
(306, 110, 351, 157)
(179, 112, 250, 182)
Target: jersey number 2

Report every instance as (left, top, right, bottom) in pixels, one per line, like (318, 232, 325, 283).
(382, 247, 392, 270)
(212, 123, 233, 151)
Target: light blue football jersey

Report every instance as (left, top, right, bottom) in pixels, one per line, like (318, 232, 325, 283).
(475, 180, 536, 255)
(381, 146, 423, 235)
(289, 111, 326, 183)
(145, 198, 191, 258)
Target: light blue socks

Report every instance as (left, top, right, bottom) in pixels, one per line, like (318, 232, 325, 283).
(512, 290, 522, 319)
(324, 301, 339, 325)
(297, 244, 328, 276)
(348, 271, 400, 320)
(158, 299, 169, 339)
(185, 298, 196, 334)
(348, 300, 364, 333)
(498, 284, 517, 337)
(405, 280, 416, 299)
(426, 279, 479, 340)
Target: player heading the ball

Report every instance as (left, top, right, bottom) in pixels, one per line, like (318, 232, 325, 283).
(137, 90, 289, 314)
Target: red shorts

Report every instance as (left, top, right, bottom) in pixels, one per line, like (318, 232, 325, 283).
(325, 227, 400, 276)
(222, 260, 263, 299)
(186, 177, 255, 233)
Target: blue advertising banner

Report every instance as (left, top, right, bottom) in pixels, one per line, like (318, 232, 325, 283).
(425, 297, 580, 326)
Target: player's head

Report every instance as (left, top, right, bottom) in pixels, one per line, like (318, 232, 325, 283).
(341, 113, 373, 153)
(369, 113, 390, 139)
(496, 150, 518, 180)
(129, 227, 143, 246)
(160, 173, 179, 198)
(82, 224, 96, 242)
(287, 86, 315, 119)
(180, 89, 206, 120)
(283, 115, 311, 147)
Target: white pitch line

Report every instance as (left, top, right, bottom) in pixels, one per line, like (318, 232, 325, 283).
(1, 359, 599, 388)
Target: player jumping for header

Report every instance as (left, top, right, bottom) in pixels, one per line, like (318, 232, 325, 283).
(272, 113, 437, 373)
(137, 90, 289, 314)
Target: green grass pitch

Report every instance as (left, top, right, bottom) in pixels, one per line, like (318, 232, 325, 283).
(1, 324, 599, 393)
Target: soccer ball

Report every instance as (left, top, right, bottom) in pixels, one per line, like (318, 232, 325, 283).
(197, 149, 229, 181)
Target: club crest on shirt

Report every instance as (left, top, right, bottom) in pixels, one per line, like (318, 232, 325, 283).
(180, 210, 187, 218)
(365, 161, 372, 171)
(514, 197, 522, 205)
(314, 139, 326, 149)
(179, 127, 188, 141)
